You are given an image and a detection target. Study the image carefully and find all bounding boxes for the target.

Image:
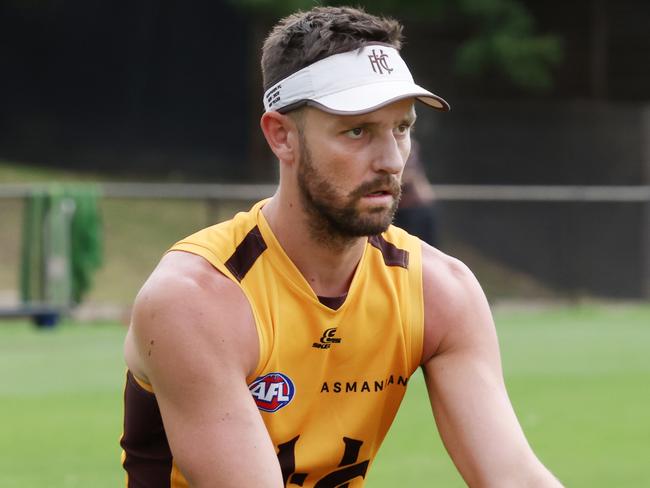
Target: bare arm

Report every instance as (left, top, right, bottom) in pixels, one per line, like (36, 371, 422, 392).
(420, 245, 562, 487)
(124, 251, 283, 488)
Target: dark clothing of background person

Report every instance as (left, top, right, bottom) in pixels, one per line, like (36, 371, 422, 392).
(394, 140, 438, 247)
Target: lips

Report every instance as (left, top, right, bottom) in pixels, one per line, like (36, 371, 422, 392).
(365, 187, 399, 199)
(352, 176, 401, 200)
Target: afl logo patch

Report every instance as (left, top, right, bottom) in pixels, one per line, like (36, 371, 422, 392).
(249, 372, 295, 412)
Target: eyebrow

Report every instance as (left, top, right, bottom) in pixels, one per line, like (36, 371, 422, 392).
(339, 110, 417, 129)
(402, 112, 417, 126)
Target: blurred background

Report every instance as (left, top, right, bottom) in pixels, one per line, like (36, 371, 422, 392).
(1, 0, 649, 310)
(0, 0, 649, 486)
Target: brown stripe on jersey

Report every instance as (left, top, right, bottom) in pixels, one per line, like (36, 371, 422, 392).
(121, 370, 172, 488)
(368, 235, 409, 269)
(225, 225, 267, 282)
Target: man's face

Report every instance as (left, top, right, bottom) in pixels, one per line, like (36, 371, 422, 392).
(294, 99, 415, 239)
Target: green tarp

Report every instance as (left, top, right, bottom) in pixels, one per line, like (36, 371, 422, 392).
(20, 185, 103, 307)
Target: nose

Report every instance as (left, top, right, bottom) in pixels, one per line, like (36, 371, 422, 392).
(371, 131, 407, 175)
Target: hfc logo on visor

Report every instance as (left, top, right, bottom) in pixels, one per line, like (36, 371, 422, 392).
(368, 48, 393, 74)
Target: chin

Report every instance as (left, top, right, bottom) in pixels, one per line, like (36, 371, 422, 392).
(350, 215, 394, 236)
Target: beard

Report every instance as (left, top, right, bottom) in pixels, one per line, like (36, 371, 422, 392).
(296, 136, 402, 242)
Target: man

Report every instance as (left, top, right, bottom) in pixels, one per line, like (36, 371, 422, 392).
(121, 6, 563, 487)
(394, 139, 439, 247)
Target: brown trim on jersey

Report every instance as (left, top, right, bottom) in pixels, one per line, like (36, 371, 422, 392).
(368, 235, 409, 269)
(318, 294, 347, 310)
(225, 225, 268, 282)
(121, 370, 173, 488)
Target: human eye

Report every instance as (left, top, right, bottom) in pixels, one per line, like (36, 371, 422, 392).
(345, 127, 365, 139)
(394, 123, 411, 137)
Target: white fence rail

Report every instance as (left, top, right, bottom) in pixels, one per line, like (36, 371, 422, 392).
(2, 183, 650, 202)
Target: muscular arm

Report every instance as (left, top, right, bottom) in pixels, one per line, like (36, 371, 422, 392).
(124, 251, 283, 488)
(420, 245, 562, 487)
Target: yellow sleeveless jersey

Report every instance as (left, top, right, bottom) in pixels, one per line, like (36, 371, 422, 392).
(121, 200, 424, 487)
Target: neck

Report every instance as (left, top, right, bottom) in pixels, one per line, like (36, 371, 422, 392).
(262, 193, 367, 297)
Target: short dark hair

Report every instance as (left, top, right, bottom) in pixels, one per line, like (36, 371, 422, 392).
(261, 6, 403, 91)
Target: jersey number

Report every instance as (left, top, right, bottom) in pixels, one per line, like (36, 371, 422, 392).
(277, 436, 369, 487)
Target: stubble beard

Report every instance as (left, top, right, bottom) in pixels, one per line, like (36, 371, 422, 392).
(296, 138, 402, 249)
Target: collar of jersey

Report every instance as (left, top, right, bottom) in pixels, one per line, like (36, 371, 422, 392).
(255, 200, 370, 314)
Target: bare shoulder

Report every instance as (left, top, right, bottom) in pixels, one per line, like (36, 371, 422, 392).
(124, 250, 259, 383)
(420, 242, 495, 365)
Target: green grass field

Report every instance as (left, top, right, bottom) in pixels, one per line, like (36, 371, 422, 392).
(1, 304, 648, 487)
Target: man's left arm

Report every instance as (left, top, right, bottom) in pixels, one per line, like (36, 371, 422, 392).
(420, 245, 563, 487)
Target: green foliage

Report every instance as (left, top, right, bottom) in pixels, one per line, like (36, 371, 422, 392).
(454, 0, 563, 90)
(456, 33, 562, 91)
(227, 0, 562, 91)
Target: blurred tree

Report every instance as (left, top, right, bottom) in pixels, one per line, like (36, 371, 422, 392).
(227, 0, 562, 92)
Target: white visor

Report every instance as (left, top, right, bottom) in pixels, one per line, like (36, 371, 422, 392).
(263, 44, 449, 115)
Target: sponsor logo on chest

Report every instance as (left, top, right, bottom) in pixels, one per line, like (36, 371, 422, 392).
(320, 374, 409, 394)
(312, 327, 342, 349)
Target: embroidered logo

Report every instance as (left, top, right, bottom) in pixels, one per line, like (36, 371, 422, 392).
(249, 372, 295, 412)
(368, 48, 393, 74)
(312, 327, 342, 349)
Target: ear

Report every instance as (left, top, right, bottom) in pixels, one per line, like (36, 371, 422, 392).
(260, 111, 300, 165)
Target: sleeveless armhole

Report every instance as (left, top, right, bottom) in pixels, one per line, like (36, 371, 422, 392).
(406, 239, 425, 374)
(166, 242, 270, 381)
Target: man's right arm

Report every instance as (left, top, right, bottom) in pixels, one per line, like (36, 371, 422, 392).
(419, 246, 562, 487)
(124, 251, 283, 487)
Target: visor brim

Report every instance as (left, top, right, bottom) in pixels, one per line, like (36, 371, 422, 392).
(306, 81, 450, 115)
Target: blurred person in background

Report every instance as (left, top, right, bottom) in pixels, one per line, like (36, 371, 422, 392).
(393, 138, 439, 247)
(120, 5, 563, 487)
